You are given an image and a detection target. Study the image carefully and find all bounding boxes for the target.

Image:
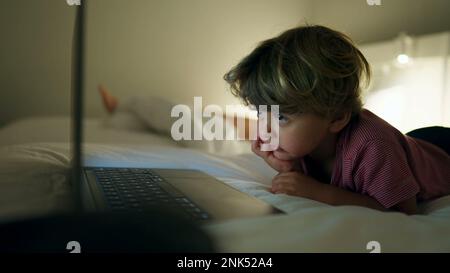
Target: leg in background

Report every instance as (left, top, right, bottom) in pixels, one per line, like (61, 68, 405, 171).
(98, 84, 119, 114)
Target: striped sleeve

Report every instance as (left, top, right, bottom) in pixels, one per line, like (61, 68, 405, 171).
(353, 139, 420, 208)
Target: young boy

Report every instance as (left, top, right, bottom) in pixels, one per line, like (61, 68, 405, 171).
(224, 25, 450, 215)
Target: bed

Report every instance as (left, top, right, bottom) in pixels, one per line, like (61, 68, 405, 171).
(1, 115, 450, 252)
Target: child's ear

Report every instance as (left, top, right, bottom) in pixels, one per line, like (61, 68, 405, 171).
(329, 111, 351, 133)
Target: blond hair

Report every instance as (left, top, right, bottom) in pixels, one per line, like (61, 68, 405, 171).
(224, 25, 371, 119)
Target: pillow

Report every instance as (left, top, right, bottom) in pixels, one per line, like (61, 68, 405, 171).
(121, 95, 176, 136)
(102, 95, 253, 156)
(100, 111, 149, 132)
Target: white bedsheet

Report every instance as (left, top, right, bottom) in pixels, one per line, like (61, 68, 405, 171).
(0, 116, 178, 147)
(1, 142, 449, 252)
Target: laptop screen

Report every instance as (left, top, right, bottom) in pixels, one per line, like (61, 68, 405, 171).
(70, 1, 87, 211)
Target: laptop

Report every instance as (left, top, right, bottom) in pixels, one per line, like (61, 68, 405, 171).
(70, 1, 282, 223)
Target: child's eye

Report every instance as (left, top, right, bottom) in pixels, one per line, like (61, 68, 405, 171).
(278, 114, 289, 124)
(256, 111, 288, 125)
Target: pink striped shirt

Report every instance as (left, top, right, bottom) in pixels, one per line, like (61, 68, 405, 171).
(301, 109, 450, 208)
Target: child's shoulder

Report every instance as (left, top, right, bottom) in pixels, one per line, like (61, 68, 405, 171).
(339, 109, 405, 157)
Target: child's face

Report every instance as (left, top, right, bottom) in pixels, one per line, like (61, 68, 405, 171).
(261, 112, 332, 161)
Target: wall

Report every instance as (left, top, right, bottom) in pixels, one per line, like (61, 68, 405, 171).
(84, 0, 312, 118)
(361, 31, 450, 133)
(0, 0, 312, 126)
(311, 0, 450, 44)
(0, 0, 74, 127)
(2, 0, 450, 128)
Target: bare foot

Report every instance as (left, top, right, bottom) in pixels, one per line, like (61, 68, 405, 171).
(98, 84, 118, 113)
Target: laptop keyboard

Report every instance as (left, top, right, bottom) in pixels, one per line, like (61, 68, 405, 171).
(92, 168, 211, 221)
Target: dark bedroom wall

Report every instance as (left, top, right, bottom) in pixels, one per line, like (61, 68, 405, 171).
(0, 0, 75, 127)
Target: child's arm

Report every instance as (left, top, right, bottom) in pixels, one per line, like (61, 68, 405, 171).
(391, 197, 417, 215)
(319, 183, 417, 214)
(271, 172, 417, 214)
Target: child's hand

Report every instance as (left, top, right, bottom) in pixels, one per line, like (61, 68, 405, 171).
(251, 138, 295, 172)
(271, 172, 323, 199)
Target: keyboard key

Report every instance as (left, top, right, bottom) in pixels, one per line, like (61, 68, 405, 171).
(110, 201, 124, 206)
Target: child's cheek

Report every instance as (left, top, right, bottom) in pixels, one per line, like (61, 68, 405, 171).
(279, 132, 297, 151)
(281, 131, 308, 156)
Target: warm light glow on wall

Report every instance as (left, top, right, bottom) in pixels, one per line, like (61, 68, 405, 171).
(362, 31, 450, 133)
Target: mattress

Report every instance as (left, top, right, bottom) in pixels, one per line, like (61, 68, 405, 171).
(0, 117, 449, 252)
